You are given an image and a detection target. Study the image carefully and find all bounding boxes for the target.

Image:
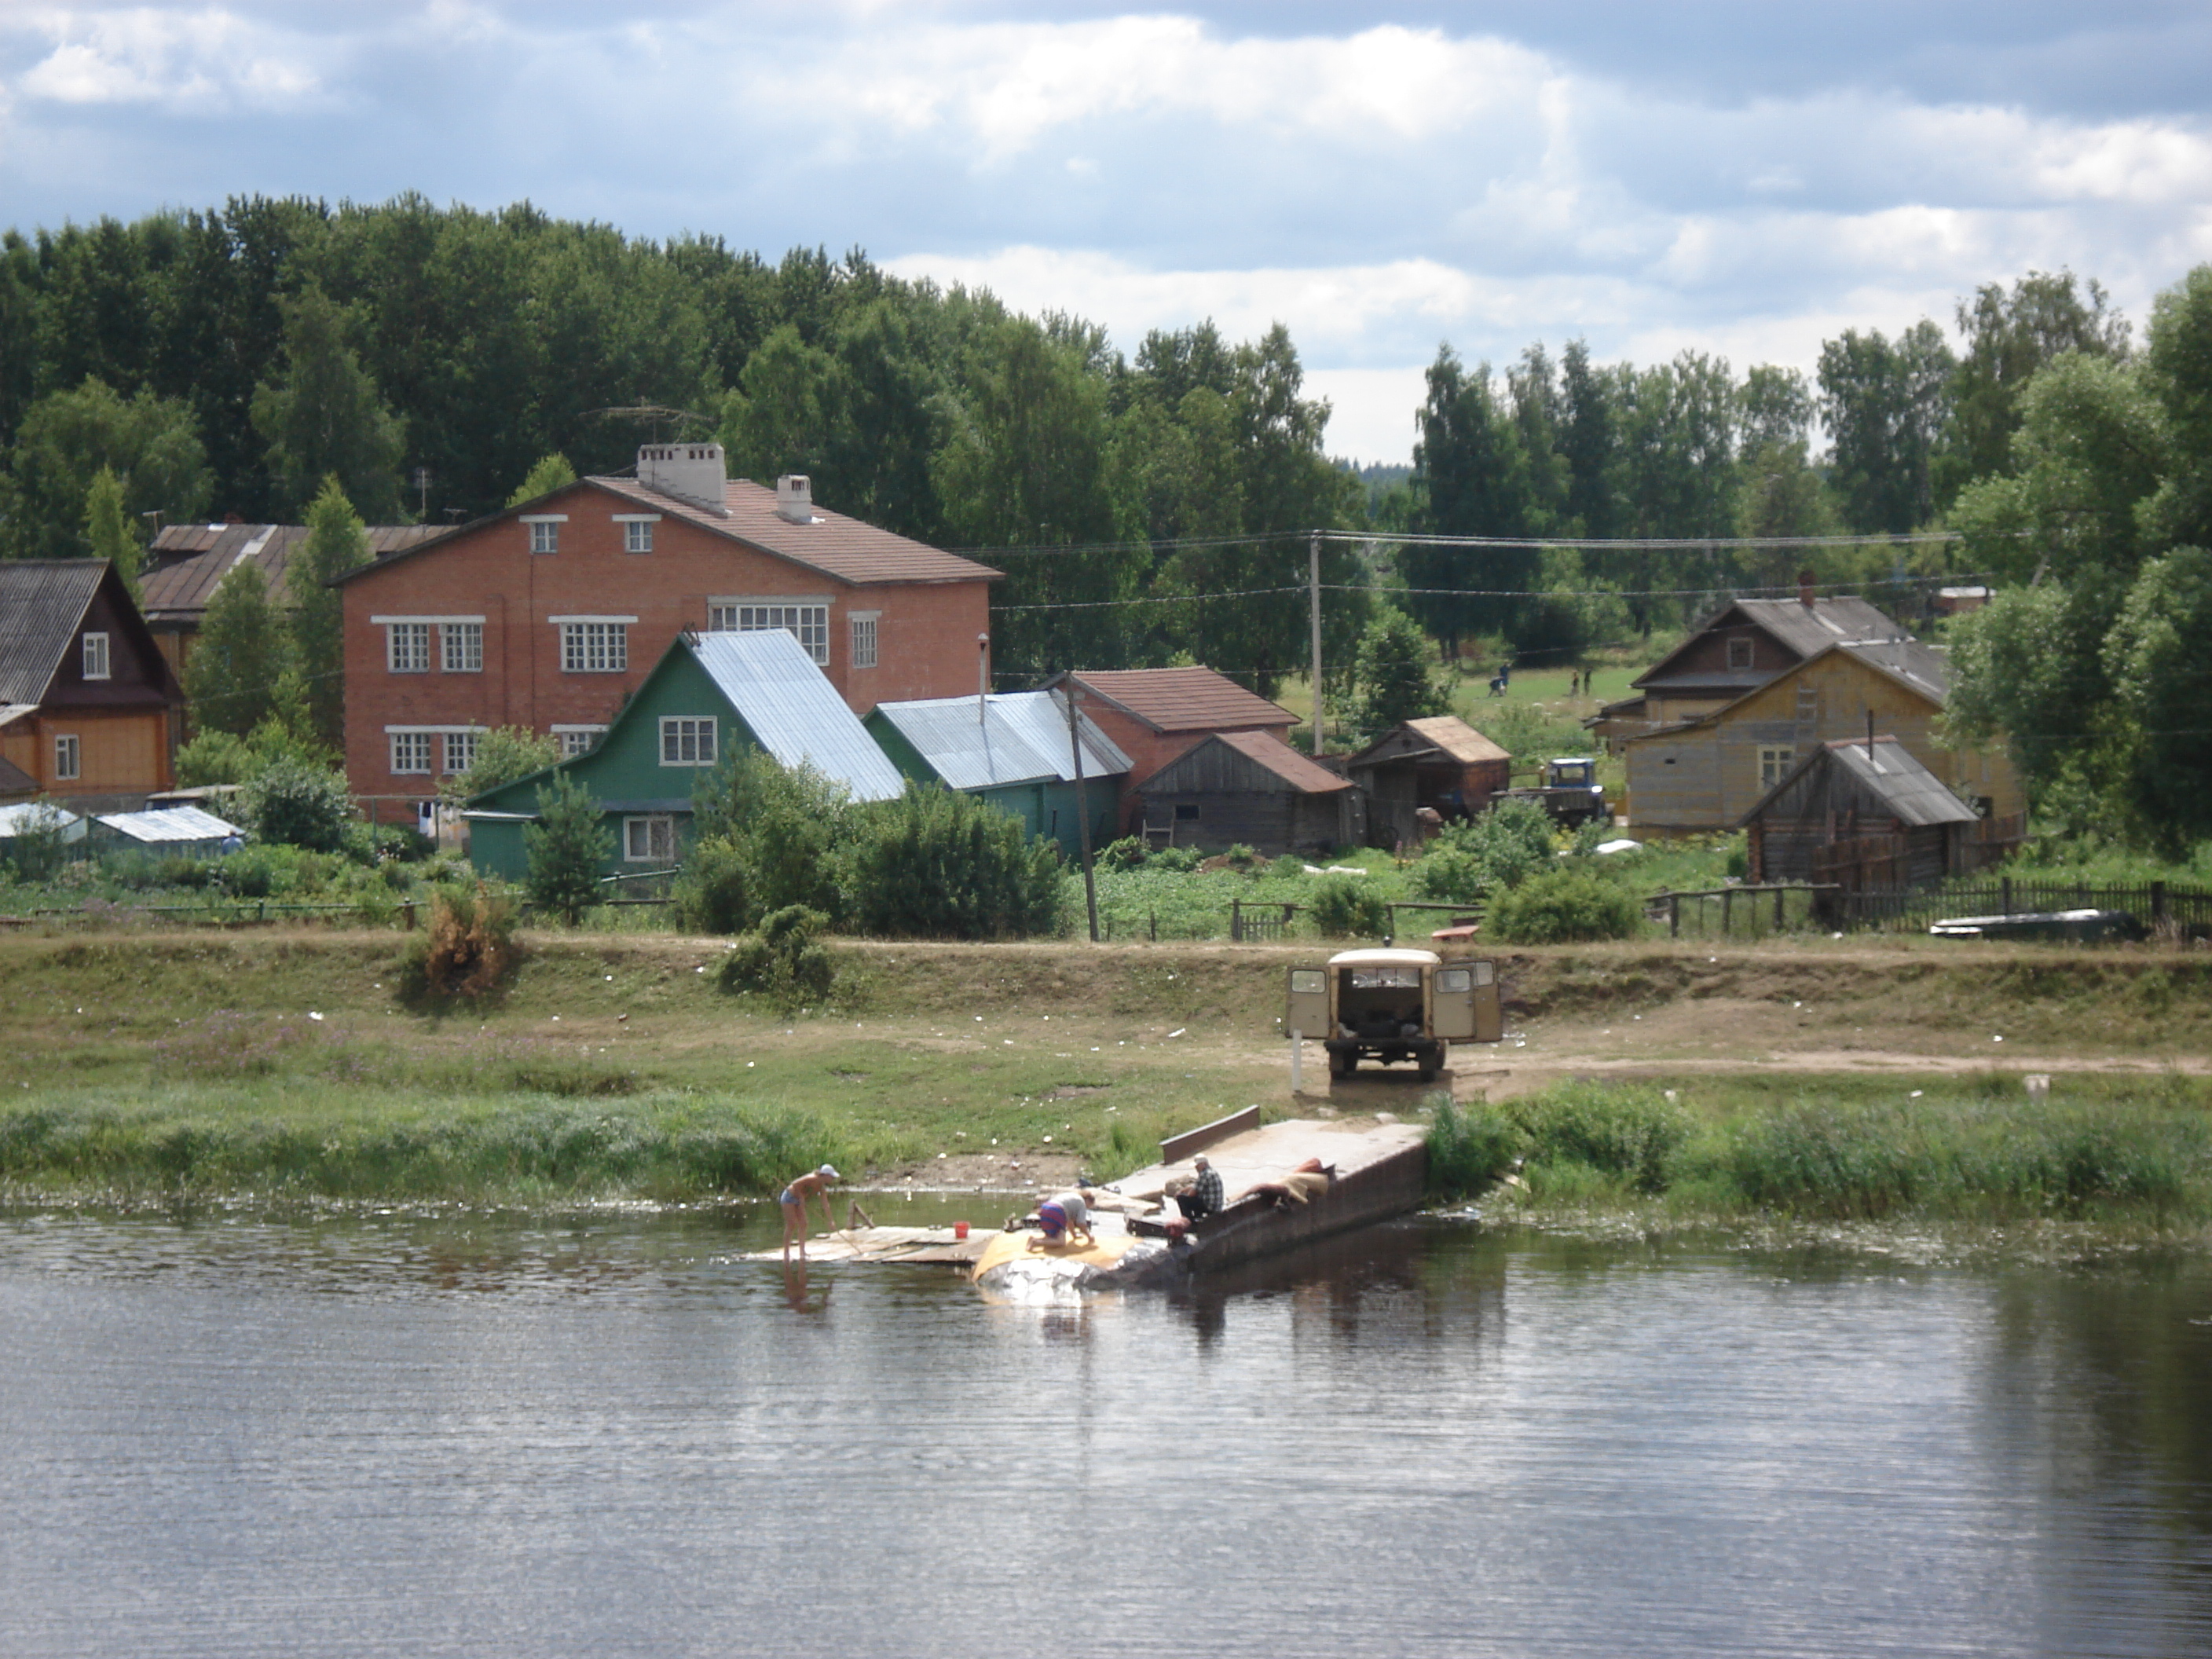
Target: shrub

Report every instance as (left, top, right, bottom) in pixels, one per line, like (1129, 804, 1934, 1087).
(842, 783, 1064, 939)
(690, 749, 850, 920)
(0, 803, 72, 882)
(237, 758, 356, 853)
(523, 773, 610, 926)
(1427, 1095, 1522, 1199)
(397, 883, 520, 1002)
(439, 726, 562, 805)
(1268, 853, 1306, 879)
(1409, 798, 1556, 902)
(1150, 844, 1202, 873)
(1222, 843, 1261, 871)
(1098, 836, 1150, 871)
(220, 850, 276, 898)
(1508, 1082, 1689, 1193)
(671, 835, 753, 934)
(718, 904, 835, 1012)
(1308, 873, 1386, 938)
(1483, 865, 1643, 943)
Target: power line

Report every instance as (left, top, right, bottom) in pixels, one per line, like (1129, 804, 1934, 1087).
(954, 526, 1972, 558)
(990, 571, 1994, 610)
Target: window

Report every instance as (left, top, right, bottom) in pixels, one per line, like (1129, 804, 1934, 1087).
(442, 622, 483, 673)
(443, 730, 480, 775)
(1727, 636, 1755, 670)
(390, 732, 432, 775)
(1796, 684, 1819, 719)
(709, 600, 829, 665)
(1759, 746, 1795, 789)
(624, 815, 676, 862)
(1289, 969, 1325, 995)
(522, 514, 566, 555)
(850, 612, 879, 670)
(560, 621, 628, 673)
(554, 726, 607, 759)
(1174, 803, 1200, 821)
(81, 632, 110, 680)
(388, 623, 430, 673)
(660, 717, 717, 766)
(624, 520, 654, 554)
(53, 733, 79, 781)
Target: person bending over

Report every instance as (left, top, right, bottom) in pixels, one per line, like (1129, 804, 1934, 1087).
(779, 1164, 842, 1262)
(1029, 1190, 1097, 1249)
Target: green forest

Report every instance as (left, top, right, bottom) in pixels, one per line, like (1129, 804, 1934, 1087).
(4, 196, 2210, 845)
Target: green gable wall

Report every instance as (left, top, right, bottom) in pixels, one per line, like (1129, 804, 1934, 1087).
(857, 709, 1113, 859)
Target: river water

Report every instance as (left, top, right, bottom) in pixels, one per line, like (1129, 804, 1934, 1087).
(3, 1202, 2209, 1658)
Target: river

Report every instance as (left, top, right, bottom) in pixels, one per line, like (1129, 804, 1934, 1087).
(2, 1202, 2209, 1657)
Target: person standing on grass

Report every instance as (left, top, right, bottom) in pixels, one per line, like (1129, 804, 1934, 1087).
(779, 1164, 842, 1262)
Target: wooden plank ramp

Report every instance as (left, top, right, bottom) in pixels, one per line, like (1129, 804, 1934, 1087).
(738, 1225, 996, 1266)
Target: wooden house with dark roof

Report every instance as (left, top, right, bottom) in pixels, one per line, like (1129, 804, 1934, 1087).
(1739, 735, 1990, 889)
(333, 443, 1000, 815)
(0, 561, 184, 807)
(1346, 716, 1512, 846)
(1134, 730, 1362, 855)
(1038, 665, 1297, 837)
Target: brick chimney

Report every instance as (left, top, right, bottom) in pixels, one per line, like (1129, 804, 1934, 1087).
(1797, 567, 1817, 608)
(637, 443, 729, 514)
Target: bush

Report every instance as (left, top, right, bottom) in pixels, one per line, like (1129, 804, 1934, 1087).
(1268, 853, 1306, 879)
(523, 773, 610, 926)
(397, 883, 520, 1002)
(1409, 798, 1556, 903)
(1150, 844, 1203, 873)
(238, 759, 356, 853)
(1308, 873, 1387, 938)
(1428, 1095, 1522, 1199)
(1223, 842, 1261, 870)
(842, 783, 1064, 939)
(1507, 1082, 1689, 1193)
(690, 749, 849, 920)
(671, 835, 752, 934)
(1483, 865, 1643, 943)
(717, 904, 835, 1012)
(219, 850, 276, 898)
(1098, 836, 1150, 871)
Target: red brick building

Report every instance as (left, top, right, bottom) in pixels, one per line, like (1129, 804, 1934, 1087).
(1040, 666, 1297, 836)
(336, 445, 998, 810)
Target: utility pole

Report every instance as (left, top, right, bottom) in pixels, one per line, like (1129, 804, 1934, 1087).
(1063, 680, 1100, 943)
(1309, 528, 1324, 756)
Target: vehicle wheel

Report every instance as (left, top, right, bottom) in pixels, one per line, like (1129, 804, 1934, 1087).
(1329, 1051, 1353, 1079)
(1418, 1064, 1439, 1083)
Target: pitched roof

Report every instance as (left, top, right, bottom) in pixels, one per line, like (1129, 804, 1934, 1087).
(142, 522, 443, 621)
(1141, 729, 1353, 795)
(1634, 595, 1915, 691)
(0, 562, 105, 704)
(1739, 735, 1979, 829)
(687, 631, 907, 802)
(92, 804, 243, 843)
(1050, 667, 1294, 733)
(872, 691, 1131, 790)
(1401, 716, 1511, 765)
(338, 478, 1000, 590)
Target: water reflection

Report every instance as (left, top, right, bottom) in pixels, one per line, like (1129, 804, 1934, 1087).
(2, 1203, 2208, 1657)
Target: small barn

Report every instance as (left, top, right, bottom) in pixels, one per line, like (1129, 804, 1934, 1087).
(1134, 731, 1362, 855)
(1346, 716, 1512, 846)
(866, 690, 1130, 859)
(1738, 736, 1980, 888)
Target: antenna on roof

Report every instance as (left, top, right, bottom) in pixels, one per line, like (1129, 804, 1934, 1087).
(581, 403, 718, 445)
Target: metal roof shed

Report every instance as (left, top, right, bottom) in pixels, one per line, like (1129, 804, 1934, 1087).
(1738, 735, 1979, 888)
(90, 804, 241, 855)
(866, 691, 1130, 857)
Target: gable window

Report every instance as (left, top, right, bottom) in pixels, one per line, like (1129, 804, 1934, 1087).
(522, 514, 566, 555)
(443, 730, 481, 775)
(553, 725, 606, 758)
(556, 618, 631, 673)
(1727, 637, 1755, 671)
(53, 733, 80, 781)
(615, 514, 659, 554)
(850, 611, 879, 670)
(1759, 746, 1795, 789)
(660, 716, 717, 766)
(442, 622, 483, 673)
(82, 632, 111, 680)
(390, 732, 432, 775)
(709, 599, 830, 666)
(388, 622, 430, 673)
(624, 815, 676, 863)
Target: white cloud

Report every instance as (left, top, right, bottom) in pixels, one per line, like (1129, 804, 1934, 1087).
(14, 7, 327, 112)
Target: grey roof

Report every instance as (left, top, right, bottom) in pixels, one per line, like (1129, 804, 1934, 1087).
(0, 562, 104, 704)
(690, 630, 906, 803)
(0, 801, 86, 840)
(1634, 595, 1919, 693)
(92, 805, 242, 843)
(873, 691, 1130, 790)
(143, 522, 442, 621)
(1739, 736, 1979, 829)
(1835, 635, 1950, 701)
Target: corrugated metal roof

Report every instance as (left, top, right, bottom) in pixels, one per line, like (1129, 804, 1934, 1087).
(1838, 636, 1950, 701)
(689, 631, 906, 802)
(1822, 737, 1979, 825)
(143, 522, 441, 619)
(93, 805, 242, 843)
(0, 562, 105, 704)
(875, 691, 1130, 789)
(1052, 667, 1293, 733)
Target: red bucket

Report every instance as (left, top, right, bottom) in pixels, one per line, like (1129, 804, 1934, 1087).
(954, 1221, 969, 1240)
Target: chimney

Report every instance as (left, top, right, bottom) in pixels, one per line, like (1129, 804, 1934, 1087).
(775, 474, 818, 525)
(636, 443, 729, 515)
(1797, 568, 1817, 609)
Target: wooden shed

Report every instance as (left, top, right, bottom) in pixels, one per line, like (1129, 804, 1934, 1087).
(1134, 731, 1363, 855)
(1346, 716, 1511, 847)
(1739, 735, 1980, 888)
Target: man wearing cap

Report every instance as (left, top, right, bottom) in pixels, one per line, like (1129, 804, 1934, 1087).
(779, 1163, 842, 1262)
(1183, 1155, 1224, 1222)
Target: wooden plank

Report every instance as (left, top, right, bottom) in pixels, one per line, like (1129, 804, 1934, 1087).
(1160, 1104, 1262, 1164)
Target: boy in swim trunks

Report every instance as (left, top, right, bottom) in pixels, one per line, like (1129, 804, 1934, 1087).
(780, 1164, 841, 1262)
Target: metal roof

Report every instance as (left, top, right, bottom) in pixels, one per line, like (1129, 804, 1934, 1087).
(1327, 947, 1440, 969)
(0, 802, 85, 840)
(873, 691, 1130, 790)
(689, 631, 906, 802)
(1632, 595, 1917, 692)
(0, 562, 104, 704)
(142, 522, 441, 621)
(1738, 736, 1979, 829)
(92, 805, 242, 843)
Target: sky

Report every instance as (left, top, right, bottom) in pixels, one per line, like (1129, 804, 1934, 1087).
(2, 2, 2208, 464)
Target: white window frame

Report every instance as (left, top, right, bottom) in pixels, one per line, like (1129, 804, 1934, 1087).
(442, 729, 485, 776)
(1759, 746, 1796, 789)
(522, 513, 566, 555)
(386, 622, 430, 674)
(53, 733, 80, 781)
(552, 616, 635, 674)
(849, 610, 879, 671)
(708, 595, 831, 666)
(81, 632, 111, 681)
(615, 513, 659, 555)
(552, 724, 608, 759)
(441, 621, 483, 673)
(624, 815, 676, 863)
(389, 731, 433, 775)
(660, 716, 718, 767)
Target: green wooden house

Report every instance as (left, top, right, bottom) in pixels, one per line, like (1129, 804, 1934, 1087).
(864, 690, 1130, 859)
(463, 629, 906, 880)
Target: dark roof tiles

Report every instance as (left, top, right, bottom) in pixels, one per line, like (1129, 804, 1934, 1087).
(1057, 667, 1293, 733)
(0, 562, 104, 703)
